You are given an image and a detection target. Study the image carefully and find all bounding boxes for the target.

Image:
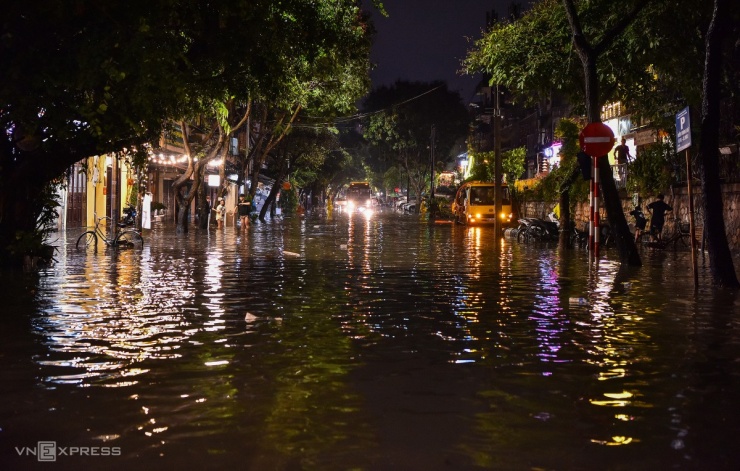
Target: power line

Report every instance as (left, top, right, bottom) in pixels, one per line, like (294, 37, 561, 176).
(297, 84, 446, 128)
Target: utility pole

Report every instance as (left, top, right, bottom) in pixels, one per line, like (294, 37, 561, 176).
(430, 124, 436, 218)
(494, 85, 503, 240)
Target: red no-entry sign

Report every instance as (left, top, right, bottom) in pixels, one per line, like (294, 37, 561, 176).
(579, 122, 615, 157)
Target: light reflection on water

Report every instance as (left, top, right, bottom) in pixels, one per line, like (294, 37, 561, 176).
(1, 211, 739, 469)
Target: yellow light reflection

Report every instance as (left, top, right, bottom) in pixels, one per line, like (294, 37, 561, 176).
(590, 436, 635, 446)
(603, 391, 633, 400)
(598, 368, 626, 380)
(590, 399, 629, 407)
(35, 239, 213, 388)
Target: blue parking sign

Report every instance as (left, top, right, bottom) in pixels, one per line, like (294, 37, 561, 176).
(676, 107, 691, 152)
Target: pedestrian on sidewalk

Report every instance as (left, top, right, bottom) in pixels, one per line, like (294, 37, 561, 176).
(215, 197, 225, 229)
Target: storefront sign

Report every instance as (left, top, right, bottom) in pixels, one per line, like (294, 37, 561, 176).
(634, 129, 657, 146)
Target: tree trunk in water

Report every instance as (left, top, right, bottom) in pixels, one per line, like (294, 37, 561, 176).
(580, 51, 640, 265)
(259, 182, 282, 222)
(176, 204, 189, 234)
(196, 180, 209, 230)
(259, 164, 288, 222)
(598, 157, 641, 266)
(699, 0, 739, 288)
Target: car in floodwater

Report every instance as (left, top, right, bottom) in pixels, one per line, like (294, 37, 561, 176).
(452, 181, 514, 226)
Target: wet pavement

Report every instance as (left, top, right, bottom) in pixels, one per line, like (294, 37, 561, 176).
(1, 209, 739, 470)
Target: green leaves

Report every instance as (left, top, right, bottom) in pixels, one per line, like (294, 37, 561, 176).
(464, 0, 724, 122)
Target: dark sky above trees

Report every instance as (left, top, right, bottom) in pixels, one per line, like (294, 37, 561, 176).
(363, 0, 524, 103)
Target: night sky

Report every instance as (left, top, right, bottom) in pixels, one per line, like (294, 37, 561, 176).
(363, 0, 526, 104)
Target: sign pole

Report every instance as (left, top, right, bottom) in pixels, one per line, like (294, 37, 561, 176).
(686, 149, 698, 288)
(676, 106, 697, 288)
(589, 169, 594, 258)
(593, 155, 600, 258)
(579, 122, 614, 262)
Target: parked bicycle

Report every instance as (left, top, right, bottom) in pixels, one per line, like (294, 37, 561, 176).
(76, 213, 144, 249)
(568, 222, 614, 249)
(644, 217, 691, 250)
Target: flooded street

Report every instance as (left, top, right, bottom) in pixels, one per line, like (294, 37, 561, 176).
(1, 210, 739, 470)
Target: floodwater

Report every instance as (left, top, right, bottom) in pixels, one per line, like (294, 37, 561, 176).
(1, 209, 739, 470)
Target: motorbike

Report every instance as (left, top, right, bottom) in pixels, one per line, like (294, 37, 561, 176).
(516, 216, 559, 242)
(120, 203, 137, 227)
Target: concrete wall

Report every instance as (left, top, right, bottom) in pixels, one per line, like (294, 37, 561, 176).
(519, 183, 740, 251)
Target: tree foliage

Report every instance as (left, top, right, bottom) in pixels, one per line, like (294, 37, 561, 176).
(362, 81, 469, 207)
(625, 141, 678, 197)
(465, 147, 526, 187)
(1, 0, 373, 264)
(465, 0, 737, 130)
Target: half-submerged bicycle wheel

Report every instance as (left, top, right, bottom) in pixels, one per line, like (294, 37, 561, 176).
(115, 230, 144, 249)
(76, 231, 98, 248)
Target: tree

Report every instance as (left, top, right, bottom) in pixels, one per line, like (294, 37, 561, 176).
(363, 81, 469, 212)
(321, 127, 373, 200)
(259, 126, 339, 220)
(465, 147, 526, 186)
(1, 0, 185, 267)
(173, 0, 372, 230)
(559, 0, 647, 265)
(696, 0, 739, 287)
(0, 0, 373, 267)
(465, 0, 647, 264)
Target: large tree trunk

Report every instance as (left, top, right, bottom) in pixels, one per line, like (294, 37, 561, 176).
(259, 180, 282, 222)
(699, 0, 739, 288)
(598, 157, 641, 265)
(196, 168, 210, 230)
(176, 202, 189, 234)
(172, 121, 226, 234)
(259, 160, 289, 222)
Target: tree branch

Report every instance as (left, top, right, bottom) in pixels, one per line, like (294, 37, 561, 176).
(594, 0, 652, 56)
